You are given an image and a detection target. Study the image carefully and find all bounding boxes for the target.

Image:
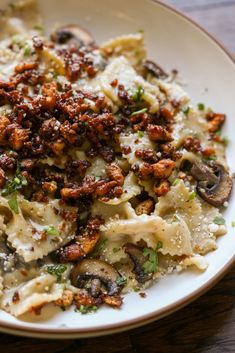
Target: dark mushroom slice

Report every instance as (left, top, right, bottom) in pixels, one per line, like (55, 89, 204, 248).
(124, 243, 152, 284)
(143, 59, 168, 79)
(0, 239, 16, 273)
(191, 160, 218, 184)
(70, 259, 120, 296)
(190, 160, 233, 207)
(51, 24, 95, 48)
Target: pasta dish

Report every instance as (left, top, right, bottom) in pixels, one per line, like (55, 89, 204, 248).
(0, 0, 232, 317)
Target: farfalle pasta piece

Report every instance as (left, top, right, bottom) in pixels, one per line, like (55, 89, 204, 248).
(0, 273, 63, 317)
(4, 196, 77, 262)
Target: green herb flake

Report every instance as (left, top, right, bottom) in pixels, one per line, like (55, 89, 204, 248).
(172, 178, 180, 186)
(204, 155, 217, 161)
(46, 264, 67, 282)
(14, 177, 20, 185)
(23, 46, 32, 56)
(182, 106, 190, 115)
(197, 103, 205, 111)
(215, 131, 229, 145)
(143, 241, 162, 274)
(189, 191, 196, 200)
(44, 225, 59, 236)
(113, 247, 120, 253)
(8, 193, 19, 214)
(33, 24, 44, 32)
(93, 237, 108, 255)
(138, 130, 144, 138)
(116, 276, 127, 287)
(132, 85, 144, 103)
(231, 221, 235, 228)
(76, 305, 98, 314)
(213, 216, 225, 225)
(2, 171, 28, 196)
(134, 286, 140, 292)
(131, 108, 147, 117)
(221, 136, 229, 146)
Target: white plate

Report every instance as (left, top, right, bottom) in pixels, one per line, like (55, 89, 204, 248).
(0, 0, 234, 339)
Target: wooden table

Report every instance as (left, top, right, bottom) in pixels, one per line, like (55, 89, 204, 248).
(1, 1, 234, 352)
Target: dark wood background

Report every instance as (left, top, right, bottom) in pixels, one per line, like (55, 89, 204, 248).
(0, 1, 234, 352)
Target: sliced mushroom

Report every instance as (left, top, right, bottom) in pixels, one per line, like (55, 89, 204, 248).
(143, 59, 168, 79)
(191, 160, 218, 184)
(124, 243, 152, 284)
(70, 259, 120, 296)
(90, 278, 102, 298)
(51, 24, 94, 48)
(191, 161, 233, 207)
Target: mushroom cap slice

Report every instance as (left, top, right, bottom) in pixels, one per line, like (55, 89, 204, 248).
(143, 59, 168, 79)
(191, 161, 233, 207)
(124, 243, 152, 284)
(70, 259, 120, 296)
(51, 24, 95, 48)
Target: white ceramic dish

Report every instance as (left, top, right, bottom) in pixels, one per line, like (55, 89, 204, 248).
(0, 0, 234, 339)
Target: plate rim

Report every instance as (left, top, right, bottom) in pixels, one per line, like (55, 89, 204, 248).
(0, 0, 234, 338)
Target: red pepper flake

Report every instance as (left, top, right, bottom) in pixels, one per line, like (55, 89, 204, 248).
(110, 79, 118, 87)
(139, 292, 147, 298)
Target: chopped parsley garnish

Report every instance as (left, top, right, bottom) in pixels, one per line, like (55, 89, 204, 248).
(172, 178, 180, 186)
(75, 305, 98, 314)
(197, 103, 205, 111)
(221, 136, 229, 146)
(8, 193, 19, 214)
(113, 247, 120, 253)
(44, 225, 59, 236)
(134, 286, 140, 292)
(23, 46, 32, 56)
(143, 241, 162, 274)
(93, 237, 108, 255)
(182, 106, 190, 115)
(213, 216, 225, 225)
(189, 191, 196, 200)
(33, 24, 44, 32)
(2, 167, 28, 196)
(116, 276, 127, 287)
(131, 108, 147, 116)
(204, 155, 217, 161)
(132, 85, 144, 103)
(46, 264, 67, 282)
(231, 221, 235, 228)
(215, 131, 229, 145)
(138, 130, 144, 138)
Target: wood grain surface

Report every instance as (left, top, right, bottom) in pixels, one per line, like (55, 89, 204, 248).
(0, 1, 234, 352)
